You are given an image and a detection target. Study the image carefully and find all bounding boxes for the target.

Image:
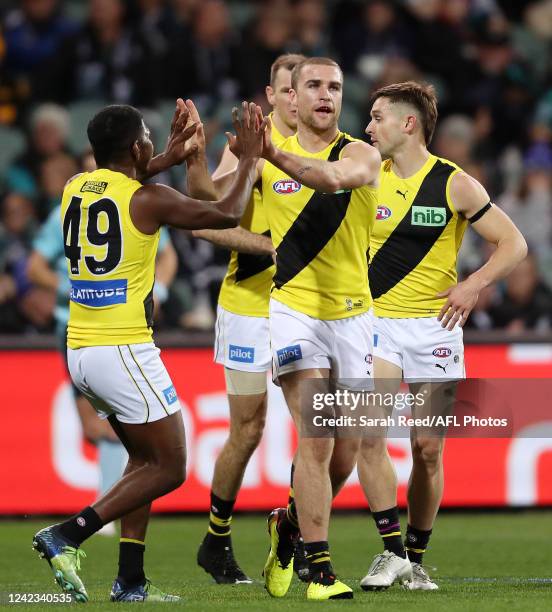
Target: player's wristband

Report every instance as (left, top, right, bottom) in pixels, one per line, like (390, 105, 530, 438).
(153, 281, 169, 304)
(468, 201, 492, 224)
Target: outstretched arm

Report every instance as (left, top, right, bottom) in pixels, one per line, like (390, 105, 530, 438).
(260, 117, 381, 192)
(437, 172, 528, 330)
(193, 227, 274, 256)
(184, 99, 219, 200)
(187, 107, 271, 255)
(131, 102, 267, 232)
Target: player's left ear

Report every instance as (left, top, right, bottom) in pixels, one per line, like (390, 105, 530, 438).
(265, 85, 275, 106)
(131, 140, 143, 164)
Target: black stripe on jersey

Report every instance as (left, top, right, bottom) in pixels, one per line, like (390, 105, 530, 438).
(235, 230, 274, 282)
(273, 136, 353, 290)
(144, 283, 154, 328)
(369, 159, 456, 300)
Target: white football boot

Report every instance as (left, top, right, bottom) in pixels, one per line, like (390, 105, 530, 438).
(404, 562, 438, 590)
(360, 550, 412, 590)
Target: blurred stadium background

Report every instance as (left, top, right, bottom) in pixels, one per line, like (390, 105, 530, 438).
(1, 0, 552, 519)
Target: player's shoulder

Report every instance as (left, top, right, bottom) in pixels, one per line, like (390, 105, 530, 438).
(448, 169, 489, 215)
(431, 154, 463, 174)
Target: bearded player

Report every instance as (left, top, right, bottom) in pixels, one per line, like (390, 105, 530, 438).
(189, 54, 307, 585)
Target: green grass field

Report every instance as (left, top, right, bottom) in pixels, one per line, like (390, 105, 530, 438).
(2, 512, 551, 610)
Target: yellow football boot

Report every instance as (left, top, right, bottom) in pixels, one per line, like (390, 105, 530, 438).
(263, 508, 295, 597)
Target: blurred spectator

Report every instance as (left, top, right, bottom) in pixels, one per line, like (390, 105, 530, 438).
(169, 230, 228, 329)
(38, 152, 79, 217)
(291, 0, 328, 57)
(0, 190, 54, 331)
(165, 0, 239, 106)
(434, 115, 476, 167)
(333, 0, 410, 79)
(490, 253, 552, 332)
(5, 103, 72, 212)
(36, 0, 161, 106)
(236, 2, 292, 100)
(464, 283, 499, 330)
(2, 0, 77, 121)
(498, 143, 552, 274)
(511, 1, 552, 93)
(404, 0, 476, 109)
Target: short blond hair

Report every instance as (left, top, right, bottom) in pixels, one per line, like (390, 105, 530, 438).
(291, 57, 342, 90)
(270, 54, 307, 86)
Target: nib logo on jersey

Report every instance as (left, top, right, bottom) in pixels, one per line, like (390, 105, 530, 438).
(273, 179, 302, 194)
(277, 344, 302, 366)
(229, 345, 255, 363)
(70, 279, 127, 306)
(411, 206, 447, 227)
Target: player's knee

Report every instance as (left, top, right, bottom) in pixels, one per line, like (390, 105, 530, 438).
(360, 436, 388, 462)
(159, 449, 187, 490)
(232, 411, 266, 450)
(332, 439, 360, 475)
(299, 437, 333, 466)
(412, 437, 443, 470)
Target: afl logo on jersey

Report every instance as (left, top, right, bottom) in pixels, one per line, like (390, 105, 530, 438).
(273, 179, 301, 194)
(376, 205, 392, 220)
(433, 347, 452, 358)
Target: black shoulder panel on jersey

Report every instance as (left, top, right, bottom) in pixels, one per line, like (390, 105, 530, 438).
(369, 159, 456, 300)
(273, 136, 353, 290)
(235, 230, 274, 282)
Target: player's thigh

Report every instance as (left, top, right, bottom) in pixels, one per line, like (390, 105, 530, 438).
(280, 367, 330, 429)
(115, 411, 186, 468)
(331, 310, 374, 390)
(373, 317, 404, 378)
(269, 299, 331, 382)
(68, 343, 182, 425)
(215, 307, 271, 372)
(225, 374, 267, 432)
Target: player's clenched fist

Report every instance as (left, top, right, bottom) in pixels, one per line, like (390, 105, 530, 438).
(226, 101, 267, 159)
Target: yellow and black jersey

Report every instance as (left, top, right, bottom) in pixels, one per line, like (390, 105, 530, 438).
(369, 154, 467, 318)
(62, 169, 159, 348)
(217, 115, 286, 317)
(262, 132, 378, 320)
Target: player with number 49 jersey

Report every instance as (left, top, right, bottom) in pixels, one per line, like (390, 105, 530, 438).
(62, 169, 158, 349)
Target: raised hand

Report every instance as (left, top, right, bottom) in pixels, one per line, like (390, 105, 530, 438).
(226, 101, 267, 160)
(163, 98, 198, 166)
(255, 106, 276, 160)
(184, 98, 207, 162)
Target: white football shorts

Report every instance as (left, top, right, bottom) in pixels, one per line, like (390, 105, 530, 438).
(269, 299, 374, 390)
(68, 342, 181, 424)
(214, 305, 271, 372)
(373, 316, 465, 382)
